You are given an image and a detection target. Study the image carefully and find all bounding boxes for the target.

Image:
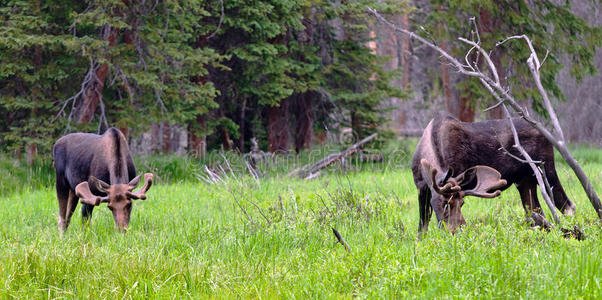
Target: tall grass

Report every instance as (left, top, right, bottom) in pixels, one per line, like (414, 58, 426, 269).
(0, 145, 601, 297)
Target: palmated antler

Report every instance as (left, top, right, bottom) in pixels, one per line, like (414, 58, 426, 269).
(455, 166, 507, 198)
(126, 173, 153, 200)
(421, 159, 507, 199)
(75, 181, 109, 206)
(420, 159, 461, 195)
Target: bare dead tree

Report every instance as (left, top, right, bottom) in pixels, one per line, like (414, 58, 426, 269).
(368, 8, 602, 220)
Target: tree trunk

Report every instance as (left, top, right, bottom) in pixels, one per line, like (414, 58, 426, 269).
(400, 13, 412, 89)
(119, 127, 129, 139)
(293, 9, 316, 153)
(479, 6, 504, 120)
(350, 110, 360, 143)
(77, 26, 119, 124)
(26, 143, 37, 166)
(439, 31, 455, 117)
(162, 121, 171, 154)
(188, 115, 207, 158)
(439, 18, 475, 122)
(295, 92, 315, 153)
(458, 96, 475, 122)
(238, 98, 247, 152)
(437, 21, 457, 118)
(267, 99, 290, 153)
(27, 44, 43, 165)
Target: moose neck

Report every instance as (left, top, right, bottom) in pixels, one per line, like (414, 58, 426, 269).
(105, 128, 130, 184)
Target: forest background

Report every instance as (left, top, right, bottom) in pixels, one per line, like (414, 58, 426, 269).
(1, 0, 601, 162)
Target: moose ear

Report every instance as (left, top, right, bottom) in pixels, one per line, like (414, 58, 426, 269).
(456, 166, 507, 198)
(89, 176, 110, 193)
(436, 167, 453, 187)
(127, 174, 143, 190)
(420, 159, 461, 195)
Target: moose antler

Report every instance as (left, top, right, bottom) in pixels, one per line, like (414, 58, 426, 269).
(126, 173, 153, 200)
(456, 166, 507, 198)
(75, 181, 109, 206)
(420, 159, 461, 195)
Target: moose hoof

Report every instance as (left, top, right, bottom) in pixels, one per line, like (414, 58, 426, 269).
(563, 204, 576, 216)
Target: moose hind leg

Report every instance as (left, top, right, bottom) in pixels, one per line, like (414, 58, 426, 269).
(81, 203, 95, 225)
(57, 182, 70, 234)
(418, 187, 433, 234)
(545, 164, 576, 215)
(62, 190, 79, 229)
(517, 179, 542, 215)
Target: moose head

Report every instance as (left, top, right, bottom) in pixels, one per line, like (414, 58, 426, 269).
(75, 173, 153, 230)
(420, 159, 507, 233)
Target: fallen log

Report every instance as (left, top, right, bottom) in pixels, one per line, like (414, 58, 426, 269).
(288, 133, 377, 179)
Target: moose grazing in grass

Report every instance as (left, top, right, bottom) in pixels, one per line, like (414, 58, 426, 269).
(412, 112, 575, 234)
(53, 127, 153, 233)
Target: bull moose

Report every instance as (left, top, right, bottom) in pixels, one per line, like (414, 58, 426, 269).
(412, 112, 575, 234)
(53, 127, 153, 233)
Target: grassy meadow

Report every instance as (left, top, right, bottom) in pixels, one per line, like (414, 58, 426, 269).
(0, 144, 602, 298)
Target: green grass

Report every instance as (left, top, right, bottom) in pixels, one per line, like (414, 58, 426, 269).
(0, 146, 601, 298)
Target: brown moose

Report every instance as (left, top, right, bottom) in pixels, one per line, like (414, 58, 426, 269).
(412, 112, 575, 234)
(53, 127, 153, 233)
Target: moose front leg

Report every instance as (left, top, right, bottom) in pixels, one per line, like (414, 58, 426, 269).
(430, 195, 447, 229)
(418, 187, 433, 234)
(517, 179, 553, 229)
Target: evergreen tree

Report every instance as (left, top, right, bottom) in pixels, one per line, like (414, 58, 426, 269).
(0, 0, 223, 159)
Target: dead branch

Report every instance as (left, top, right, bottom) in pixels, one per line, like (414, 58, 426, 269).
(332, 227, 351, 252)
(205, 0, 225, 40)
(226, 188, 254, 224)
(290, 133, 377, 179)
(368, 8, 602, 220)
(502, 104, 559, 224)
(527, 212, 552, 231)
(231, 188, 271, 226)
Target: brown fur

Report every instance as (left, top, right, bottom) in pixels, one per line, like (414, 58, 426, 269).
(412, 112, 575, 233)
(53, 128, 142, 233)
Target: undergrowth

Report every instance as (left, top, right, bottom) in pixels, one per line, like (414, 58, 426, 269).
(0, 144, 601, 297)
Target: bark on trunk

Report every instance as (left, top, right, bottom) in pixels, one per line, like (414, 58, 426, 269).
(188, 115, 207, 158)
(238, 98, 247, 152)
(220, 127, 232, 151)
(479, 6, 504, 120)
(295, 92, 315, 153)
(162, 121, 171, 153)
(439, 31, 455, 116)
(293, 9, 316, 153)
(458, 96, 475, 122)
(350, 110, 360, 143)
(267, 99, 290, 153)
(77, 26, 119, 124)
(27, 45, 43, 165)
(400, 13, 412, 89)
(26, 143, 37, 166)
(439, 18, 474, 122)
